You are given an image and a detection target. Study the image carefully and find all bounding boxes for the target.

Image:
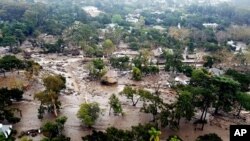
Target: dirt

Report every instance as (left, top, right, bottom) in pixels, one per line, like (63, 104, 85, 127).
(161, 120, 230, 141)
(6, 53, 248, 141)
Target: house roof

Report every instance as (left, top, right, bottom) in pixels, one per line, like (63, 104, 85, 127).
(0, 124, 12, 138)
(187, 54, 196, 59)
(113, 50, 139, 56)
(152, 48, 163, 57)
(175, 74, 190, 85)
(209, 68, 224, 76)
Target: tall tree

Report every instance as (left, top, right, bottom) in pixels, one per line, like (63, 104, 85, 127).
(34, 90, 60, 119)
(35, 75, 65, 119)
(191, 87, 216, 130)
(175, 90, 195, 125)
(212, 76, 240, 114)
(0, 88, 23, 124)
(141, 89, 163, 122)
(163, 50, 183, 73)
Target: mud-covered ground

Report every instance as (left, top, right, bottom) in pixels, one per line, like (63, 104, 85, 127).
(3, 53, 249, 141)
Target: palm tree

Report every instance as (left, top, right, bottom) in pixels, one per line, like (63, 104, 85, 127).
(148, 127, 161, 141)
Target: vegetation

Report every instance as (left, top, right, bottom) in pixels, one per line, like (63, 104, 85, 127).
(77, 102, 101, 127)
(1, 0, 250, 140)
(132, 67, 142, 81)
(0, 88, 23, 123)
(108, 94, 123, 116)
(167, 135, 183, 141)
(196, 133, 222, 141)
(41, 116, 70, 141)
(103, 39, 115, 56)
(236, 92, 250, 116)
(149, 127, 161, 141)
(120, 86, 149, 107)
(164, 50, 183, 73)
(82, 123, 155, 141)
(0, 133, 15, 141)
(34, 75, 66, 119)
(88, 59, 107, 80)
(110, 56, 130, 70)
(0, 55, 24, 71)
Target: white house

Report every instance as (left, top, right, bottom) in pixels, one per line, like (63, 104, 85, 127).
(82, 6, 102, 17)
(203, 23, 218, 28)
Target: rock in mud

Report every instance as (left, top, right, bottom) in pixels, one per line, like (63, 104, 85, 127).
(101, 70, 118, 85)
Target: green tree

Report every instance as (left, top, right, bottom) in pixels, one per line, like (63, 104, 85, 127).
(82, 123, 155, 141)
(82, 124, 155, 141)
(132, 56, 143, 69)
(96, 13, 111, 25)
(190, 69, 211, 87)
(110, 56, 130, 71)
(180, 65, 193, 77)
(0, 55, 23, 71)
(192, 87, 215, 130)
(105, 27, 123, 46)
(0, 88, 23, 124)
(70, 24, 96, 46)
(77, 102, 100, 127)
(109, 94, 123, 115)
(159, 89, 196, 130)
(225, 69, 250, 92)
(88, 59, 107, 80)
(43, 38, 65, 53)
(42, 75, 66, 93)
(111, 14, 123, 24)
(167, 135, 182, 141)
(203, 56, 215, 68)
(163, 50, 183, 73)
(213, 76, 240, 114)
(132, 67, 142, 81)
(120, 86, 141, 106)
(148, 127, 161, 141)
(175, 91, 195, 124)
(236, 92, 250, 116)
(102, 39, 115, 56)
(34, 90, 61, 119)
(2, 36, 17, 52)
(141, 89, 163, 122)
(41, 116, 70, 141)
(34, 75, 65, 119)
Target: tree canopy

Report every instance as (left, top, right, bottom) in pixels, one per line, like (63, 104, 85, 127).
(77, 102, 101, 127)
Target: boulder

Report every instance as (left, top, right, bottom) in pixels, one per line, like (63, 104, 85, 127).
(101, 76, 118, 85)
(101, 70, 118, 85)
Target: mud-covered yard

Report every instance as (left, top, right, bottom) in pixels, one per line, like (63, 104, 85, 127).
(2, 53, 249, 141)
